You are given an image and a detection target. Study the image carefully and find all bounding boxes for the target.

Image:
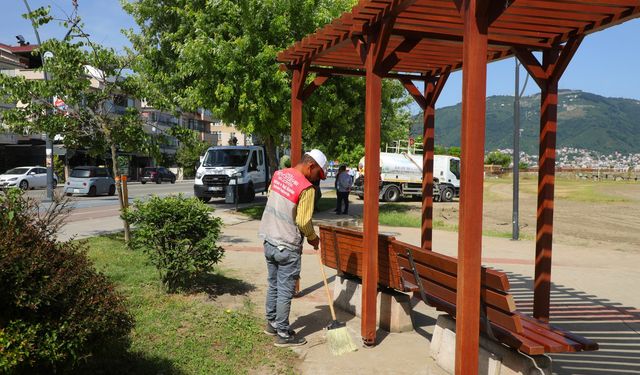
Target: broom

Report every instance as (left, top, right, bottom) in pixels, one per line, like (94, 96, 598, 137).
(315, 246, 358, 355)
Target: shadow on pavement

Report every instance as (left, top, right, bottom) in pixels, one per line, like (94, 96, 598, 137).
(501, 270, 640, 375)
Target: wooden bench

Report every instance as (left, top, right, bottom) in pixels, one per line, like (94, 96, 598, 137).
(318, 225, 598, 356)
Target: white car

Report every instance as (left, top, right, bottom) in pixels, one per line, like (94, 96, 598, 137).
(0, 166, 58, 190)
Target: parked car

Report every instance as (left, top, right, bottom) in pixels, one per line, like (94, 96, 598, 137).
(140, 167, 176, 184)
(0, 166, 58, 190)
(64, 166, 116, 197)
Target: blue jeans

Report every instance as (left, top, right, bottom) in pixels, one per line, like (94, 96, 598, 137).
(264, 241, 301, 334)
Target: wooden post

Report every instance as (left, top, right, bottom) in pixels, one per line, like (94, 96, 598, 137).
(456, 0, 488, 373)
(422, 78, 436, 251)
(421, 71, 449, 250)
(513, 37, 583, 322)
(361, 39, 383, 348)
(533, 48, 561, 323)
(291, 68, 304, 166)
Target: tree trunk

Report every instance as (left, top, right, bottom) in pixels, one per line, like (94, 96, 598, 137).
(263, 135, 279, 173)
(110, 143, 131, 243)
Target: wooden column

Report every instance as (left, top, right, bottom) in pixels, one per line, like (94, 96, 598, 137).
(513, 36, 582, 322)
(421, 72, 449, 250)
(535, 54, 558, 322)
(290, 68, 304, 166)
(361, 48, 383, 348)
(360, 16, 394, 345)
(422, 79, 436, 250)
(456, 0, 488, 373)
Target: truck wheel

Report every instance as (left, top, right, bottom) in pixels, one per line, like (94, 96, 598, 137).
(198, 196, 211, 203)
(383, 185, 401, 202)
(440, 187, 454, 202)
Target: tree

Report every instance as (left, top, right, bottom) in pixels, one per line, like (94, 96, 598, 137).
(485, 150, 512, 168)
(0, 5, 154, 242)
(168, 126, 210, 178)
(123, 0, 410, 171)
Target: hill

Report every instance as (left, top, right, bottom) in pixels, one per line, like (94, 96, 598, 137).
(410, 90, 640, 154)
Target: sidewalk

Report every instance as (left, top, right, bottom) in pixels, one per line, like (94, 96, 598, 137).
(218, 208, 640, 375)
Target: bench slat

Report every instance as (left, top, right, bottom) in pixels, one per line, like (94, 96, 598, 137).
(391, 242, 510, 291)
(517, 313, 599, 351)
(401, 269, 524, 333)
(396, 257, 516, 313)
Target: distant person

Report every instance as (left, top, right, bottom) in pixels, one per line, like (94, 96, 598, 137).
(335, 164, 352, 215)
(258, 149, 327, 347)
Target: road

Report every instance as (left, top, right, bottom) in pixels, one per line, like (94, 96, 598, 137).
(22, 177, 337, 237)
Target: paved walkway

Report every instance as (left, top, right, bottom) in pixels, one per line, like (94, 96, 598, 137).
(59, 200, 640, 375)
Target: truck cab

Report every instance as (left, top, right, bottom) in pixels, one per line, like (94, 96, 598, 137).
(194, 146, 269, 203)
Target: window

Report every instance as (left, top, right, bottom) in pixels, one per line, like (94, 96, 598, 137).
(95, 168, 109, 177)
(71, 169, 92, 178)
(258, 150, 263, 166)
(214, 131, 223, 145)
(37, 168, 47, 174)
(249, 151, 258, 171)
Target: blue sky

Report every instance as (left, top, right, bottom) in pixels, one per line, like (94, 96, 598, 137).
(2, 1, 639, 110)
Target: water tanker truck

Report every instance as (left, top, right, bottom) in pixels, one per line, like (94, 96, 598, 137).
(351, 152, 460, 202)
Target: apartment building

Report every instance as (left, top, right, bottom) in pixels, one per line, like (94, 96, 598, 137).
(1, 40, 252, 175)
(0, 42, 48, 172)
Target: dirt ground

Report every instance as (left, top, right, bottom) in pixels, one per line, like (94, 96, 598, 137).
(426, 175, 640, 253)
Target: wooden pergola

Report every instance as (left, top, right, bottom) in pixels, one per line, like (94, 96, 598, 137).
(277, 1, 639, 373)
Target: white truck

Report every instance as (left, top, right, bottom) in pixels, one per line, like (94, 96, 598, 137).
(352, 152, 461, 202)
(194, 145, 269, 203)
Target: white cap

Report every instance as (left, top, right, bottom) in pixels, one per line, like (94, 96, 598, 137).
(305, 149, 328, 179)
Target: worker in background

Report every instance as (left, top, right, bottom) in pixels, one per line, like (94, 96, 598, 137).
(334, 164, 352, 215)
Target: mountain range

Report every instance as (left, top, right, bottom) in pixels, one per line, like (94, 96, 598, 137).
(410, 90, 640, 155)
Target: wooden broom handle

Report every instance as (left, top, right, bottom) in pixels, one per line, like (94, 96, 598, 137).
(316, 246, 338, 321)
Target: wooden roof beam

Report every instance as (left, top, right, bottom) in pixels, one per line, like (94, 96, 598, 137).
(392, 25, 551, 49)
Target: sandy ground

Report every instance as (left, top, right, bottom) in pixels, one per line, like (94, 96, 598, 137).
(423, 177, 640, 253)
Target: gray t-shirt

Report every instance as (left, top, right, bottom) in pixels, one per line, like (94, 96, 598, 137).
(336, 172, 353, 192)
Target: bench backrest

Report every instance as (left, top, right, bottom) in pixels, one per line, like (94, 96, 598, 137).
(319, 225, 402, 290)
(390, 240, 523, 334)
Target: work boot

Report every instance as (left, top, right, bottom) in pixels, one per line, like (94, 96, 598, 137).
(274, 332, 307, 347)
(264, 322, 295, 336)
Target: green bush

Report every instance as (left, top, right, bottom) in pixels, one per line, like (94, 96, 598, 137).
(123, 195, 225, 291)
(0, 189, 133, 373)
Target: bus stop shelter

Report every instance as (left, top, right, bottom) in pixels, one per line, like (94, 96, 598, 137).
(277, 1, 639, 373)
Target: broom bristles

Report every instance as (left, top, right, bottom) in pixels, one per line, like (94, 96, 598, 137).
(326, 326, 358, 355)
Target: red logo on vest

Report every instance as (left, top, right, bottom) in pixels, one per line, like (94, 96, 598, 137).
(271, 168, 311, 204)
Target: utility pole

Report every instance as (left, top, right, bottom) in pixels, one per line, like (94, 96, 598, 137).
(512, 58, 528, 240)
(22, 0, 54, 201)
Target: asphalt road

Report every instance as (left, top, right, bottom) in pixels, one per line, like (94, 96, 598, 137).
(22, 177, 338, 222)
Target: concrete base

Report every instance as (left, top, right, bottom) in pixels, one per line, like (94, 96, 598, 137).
(332, 276, 413, 333)
(430, 315, 551, 375)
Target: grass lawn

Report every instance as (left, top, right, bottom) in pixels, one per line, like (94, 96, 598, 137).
(238, 195, 336, 220)
(74, 235, 297, 375)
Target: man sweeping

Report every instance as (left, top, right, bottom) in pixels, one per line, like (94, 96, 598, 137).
(259, 149, 327, 347)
